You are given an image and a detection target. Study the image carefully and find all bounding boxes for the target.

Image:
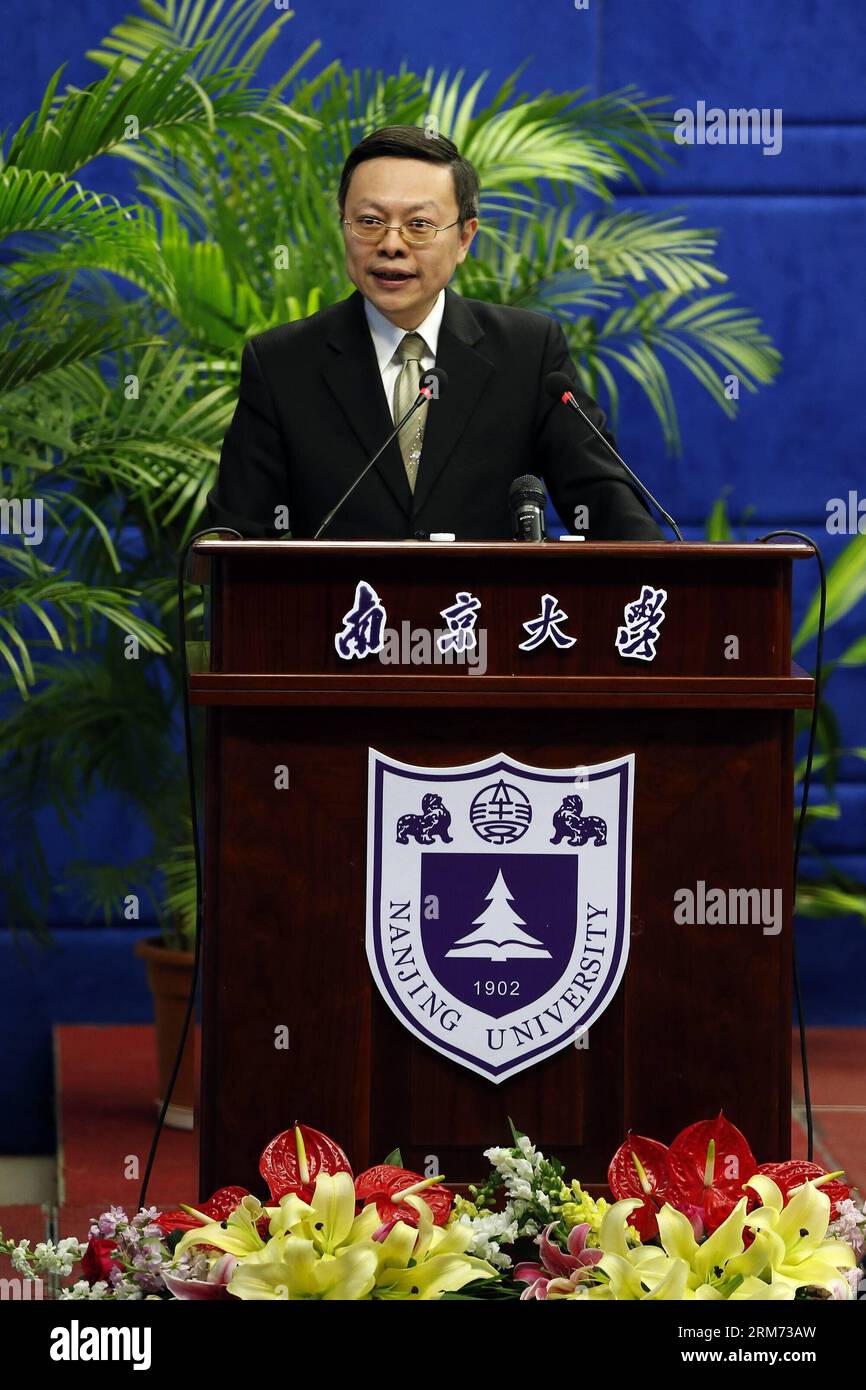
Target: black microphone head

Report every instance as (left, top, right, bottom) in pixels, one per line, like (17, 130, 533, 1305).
(420, 366, 449, 399)
(510, 473, 546, 506)
(545, 370, 574, 401)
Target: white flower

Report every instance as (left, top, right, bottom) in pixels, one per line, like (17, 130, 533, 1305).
(456, 1208, 519, 1269)
(10, 1241, 31, 1274)
(113, 1281, 144, 1300)
(57, 1237, 85, 1258)
(483, 1146, 512, 1169)
(508, 1180, 533, 1202)
(516, 1135, 539, 1164)
(60, 1280, 95, 1300)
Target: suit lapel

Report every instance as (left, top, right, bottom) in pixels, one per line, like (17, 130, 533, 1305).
(321, 290, 412, 518)
(411, 287, 492, 515)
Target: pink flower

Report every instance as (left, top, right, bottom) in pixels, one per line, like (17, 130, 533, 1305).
(163, 1253, 238, 1300)
(514, 1223, 602, 1300)
(671, 1199, 705, 1241)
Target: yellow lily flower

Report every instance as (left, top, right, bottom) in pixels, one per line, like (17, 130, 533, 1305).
(175, 1171, 496, 1300)
(582, 1200, 689, 1300)
(744, 1176, 857, 1295)
(655, 1196, 751, 1294)
(228, 1235, 380, 1301)
(175, 1194, 269, 1260)
(277, 1172, 381, 1253)
(224, 1173, 385, 1301)
(372, 1192, 497, 1299)
(695, 1277, 795, 1301)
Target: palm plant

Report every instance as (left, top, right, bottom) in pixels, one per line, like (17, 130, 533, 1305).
(1, 0, 785, 943)
(706, 496, 866, 923)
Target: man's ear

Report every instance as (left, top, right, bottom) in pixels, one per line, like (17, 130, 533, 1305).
(456, 217, 479, 262)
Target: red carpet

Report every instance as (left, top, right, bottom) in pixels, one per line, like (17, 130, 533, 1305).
(792, 1026, 865, 1193)
(55, 1023, 198, 1240)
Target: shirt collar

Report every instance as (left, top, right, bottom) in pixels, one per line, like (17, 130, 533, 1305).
(364, 287, 446, 373)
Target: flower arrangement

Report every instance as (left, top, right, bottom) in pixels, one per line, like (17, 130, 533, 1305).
(2, 1116, 864, 1301)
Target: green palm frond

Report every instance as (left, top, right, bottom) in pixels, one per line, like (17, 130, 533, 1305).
(87, 0, 315, 94)
(796, 881, 866, 922)
(0, 653, 178, 805)
(0, 558, 170, 696)
(2, 46, 296, 177)
(568, 209, 725, 292)
(0, 312, 153, 395)
(1, 226, 170, 304)
(794, 533, 866, 649)
(59, 858, 167, 929)
(428, 69, 672, 197)
(1, 346, 236, 552)
(563, 288, 780, 449)
(0, 167, 142, 244)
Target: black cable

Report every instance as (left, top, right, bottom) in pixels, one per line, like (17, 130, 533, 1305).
(756, 530, 827, 1165)
(137, 526, 242, 1213)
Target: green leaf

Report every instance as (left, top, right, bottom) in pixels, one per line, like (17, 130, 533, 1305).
(507, 1116, 526, 1146)
(796, 882, 866, 921)
(794, 534, 866, 651)
(837, 634, 866, 667)
(704, 491, 734, 541)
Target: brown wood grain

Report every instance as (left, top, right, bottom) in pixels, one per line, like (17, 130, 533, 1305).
(194, 542, 810, 1198)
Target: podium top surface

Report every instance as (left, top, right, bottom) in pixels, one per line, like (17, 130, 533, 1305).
(191, 538, 814, 559)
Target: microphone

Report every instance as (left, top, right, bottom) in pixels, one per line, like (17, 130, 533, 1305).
(510, 474, 547, 541)
(314, 367, 449, 539)
(544, 371, 682, 541)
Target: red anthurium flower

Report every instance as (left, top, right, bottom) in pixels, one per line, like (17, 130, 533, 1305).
(607, 1133, 673, 1239)
(354, 1165, 453, 1230)
(750, 1161, 849, 1220)
(259, 1123, 352, 1204)
(666, 1113, 758, 1233)
(81, 1237, 118, 1285)
(154, 1186, 251, 1236)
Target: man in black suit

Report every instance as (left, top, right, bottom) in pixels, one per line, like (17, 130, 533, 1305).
(206, 126, 665, 541)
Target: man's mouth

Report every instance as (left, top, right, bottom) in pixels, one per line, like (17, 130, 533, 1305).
(371, 269, 415, 283)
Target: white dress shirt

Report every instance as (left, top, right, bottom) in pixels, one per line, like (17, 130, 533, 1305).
(364, 288, 445, 423)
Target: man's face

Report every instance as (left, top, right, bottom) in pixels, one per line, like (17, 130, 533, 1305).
(341, 156, 477, 329)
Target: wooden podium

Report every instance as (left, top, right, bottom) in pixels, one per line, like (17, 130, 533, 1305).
(190, 539, 813, 1199)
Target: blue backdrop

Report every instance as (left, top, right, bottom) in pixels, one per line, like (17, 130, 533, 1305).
(2, 0, 865, 1151)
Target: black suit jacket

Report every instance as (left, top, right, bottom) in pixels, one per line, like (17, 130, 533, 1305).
(206, 286, 665, 541)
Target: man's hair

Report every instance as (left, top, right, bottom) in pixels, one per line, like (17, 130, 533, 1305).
(338, 125, 480, 224)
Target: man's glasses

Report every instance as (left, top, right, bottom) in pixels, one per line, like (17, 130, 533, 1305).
(343, 216, 461, 248)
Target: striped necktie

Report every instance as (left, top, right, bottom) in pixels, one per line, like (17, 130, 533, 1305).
(393, 332, 429, 492)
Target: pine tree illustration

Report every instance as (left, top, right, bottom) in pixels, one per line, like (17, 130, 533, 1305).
(446, 869, 551, 961)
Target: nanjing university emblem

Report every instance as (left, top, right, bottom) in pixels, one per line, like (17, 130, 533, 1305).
(366, 749, 635, 1083)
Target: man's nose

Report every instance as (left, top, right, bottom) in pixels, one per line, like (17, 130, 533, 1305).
(378, 224, 406, 254)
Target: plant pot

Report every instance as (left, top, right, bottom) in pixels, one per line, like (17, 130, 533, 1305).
(134, 936, 197, 1131)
